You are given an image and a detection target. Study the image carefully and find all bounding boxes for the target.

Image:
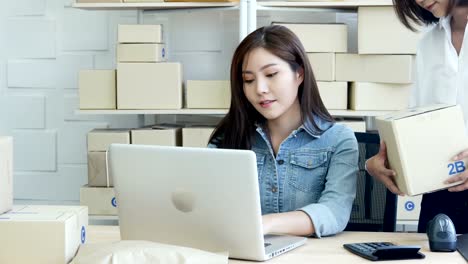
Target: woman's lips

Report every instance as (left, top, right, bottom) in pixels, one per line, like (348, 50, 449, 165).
(260, 100, 276, 108)
(426, 2, 436, 11)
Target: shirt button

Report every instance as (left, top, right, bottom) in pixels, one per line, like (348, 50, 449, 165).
(272, 187, 278, 193)
(277, 159, 284, 165)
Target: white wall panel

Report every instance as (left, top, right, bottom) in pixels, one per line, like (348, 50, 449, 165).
(6, 18, 56, 59)
(13, 129, 57, 171)
(0, 95, 45, 129)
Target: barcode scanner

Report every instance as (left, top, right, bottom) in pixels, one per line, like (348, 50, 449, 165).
(426, 213, 457, 252)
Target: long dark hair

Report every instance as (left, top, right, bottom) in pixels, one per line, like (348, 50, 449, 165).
(209, 25, 333, 150)
(393, 0, 463, 31)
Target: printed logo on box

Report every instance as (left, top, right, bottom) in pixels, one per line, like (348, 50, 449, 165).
(448, 161, 465, 176)
(111, 197, 117, 207)
(81, 226, 86, 244)
(162, 48, 165, 58)
(405, 201, 415, 211)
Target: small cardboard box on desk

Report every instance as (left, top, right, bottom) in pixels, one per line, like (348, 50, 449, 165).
(376, 104, 468, 196)
(0, 137, 13, 214)
(0, 205, 88, 264)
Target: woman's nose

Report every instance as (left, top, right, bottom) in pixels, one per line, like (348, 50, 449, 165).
(256, 78, 269, 94)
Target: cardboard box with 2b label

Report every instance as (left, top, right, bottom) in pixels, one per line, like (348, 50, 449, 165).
(376, 104, 468, 196)
(0, 205, 88, 264)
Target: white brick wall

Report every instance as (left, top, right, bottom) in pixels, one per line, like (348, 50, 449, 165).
(1, 2, 140, 203)
(1, 1, 350, 204)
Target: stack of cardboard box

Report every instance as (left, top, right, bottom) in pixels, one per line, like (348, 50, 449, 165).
(80, 129, 130, 216)
(117, 24, 182, 109)
(275, 22, 349, 111)
(274, 22, 367, 132)
(79, 24, 183, 110)
(353, 7, 421, 228)
(80, 124, 216, 217)
(0, 137, 89, 263)
(339, 6, 420, 112)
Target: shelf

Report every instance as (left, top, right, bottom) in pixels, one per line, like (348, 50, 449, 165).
(72, 0, 392, 10)
(76, 109, 229, 115)
(76, 109, 391, 117)
(259, 0, 393, 9)
(72, 2, 238, 10)
(329, 109, 391, 117)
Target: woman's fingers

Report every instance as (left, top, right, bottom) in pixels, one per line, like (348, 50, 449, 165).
(452, 149, 468, 161)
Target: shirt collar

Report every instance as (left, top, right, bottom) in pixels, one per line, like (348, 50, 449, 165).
(439, 15, 452, 41)
(255, 115, 333, 139)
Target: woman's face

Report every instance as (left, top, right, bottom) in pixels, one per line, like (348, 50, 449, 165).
(415, 0, 451, 17)
(241, 47, 303, 123)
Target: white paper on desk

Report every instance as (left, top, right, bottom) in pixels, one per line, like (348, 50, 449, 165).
(70, 240, 228, 264)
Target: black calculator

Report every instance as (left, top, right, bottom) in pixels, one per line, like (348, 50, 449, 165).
(343, 242, 426, 261)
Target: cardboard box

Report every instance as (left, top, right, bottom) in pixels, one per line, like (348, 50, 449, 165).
(317, 81, 347, 110)
(186, 80, 231, 109)
(0, 137, 12, 214)
(164, 0, 235, 2)
(182, 127, 215, 148)
(118, 24, 163, 43)
(117, 63, 182, 109)
(273, 23, 347, 52)
(88, 151, 112, 187)
(337, 120, 366, 132)
(80, 185, 117, 215)
(13, 205, 89, 246)
(79, 70, 116, 110)
(307, 53, 335, 81)
(117, 43, 166, 62)
(124, 0, 163, 2)
(335, 54, 414, 84)
(396, 195, 422, 221)
(0, 206, 87, 264)
(87, 129, 130, 152)
(350, 82, 411, 110)
(131, 127, 181, 146)
(358, 7, 421, 54)
(376, 105, 468, 195)
(77, 0, 122, 2)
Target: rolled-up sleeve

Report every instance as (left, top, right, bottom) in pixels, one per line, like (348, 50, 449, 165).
(299, 126, 358, 237)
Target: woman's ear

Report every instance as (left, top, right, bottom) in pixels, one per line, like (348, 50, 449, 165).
(296, 66, 304, 83)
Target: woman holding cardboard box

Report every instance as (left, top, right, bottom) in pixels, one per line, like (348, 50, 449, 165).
(208, 25, 359, 238)
(367, 0, 468, 233)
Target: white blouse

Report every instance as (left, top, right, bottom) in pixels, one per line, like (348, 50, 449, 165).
(410, 16, 468, 135)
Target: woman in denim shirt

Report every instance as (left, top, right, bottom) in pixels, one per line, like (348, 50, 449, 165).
(209, 25, 359, 238)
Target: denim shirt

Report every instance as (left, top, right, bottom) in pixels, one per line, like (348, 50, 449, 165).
(210, 116, 358, 237)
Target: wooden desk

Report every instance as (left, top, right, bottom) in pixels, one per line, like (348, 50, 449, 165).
(86, 225, 466, 263)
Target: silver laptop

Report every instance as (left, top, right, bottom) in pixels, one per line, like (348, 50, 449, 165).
(108, 144, 306, 261)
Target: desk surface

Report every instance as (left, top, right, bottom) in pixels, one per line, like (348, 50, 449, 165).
(87, 225, 466, 263)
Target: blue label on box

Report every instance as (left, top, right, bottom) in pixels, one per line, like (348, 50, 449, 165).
(81, 226, 86, 244)
(405, 201, 415, 211)
(111, 197, 117, 207)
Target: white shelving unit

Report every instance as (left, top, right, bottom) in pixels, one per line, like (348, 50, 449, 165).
(76, 109, 391, 117)
(72, 2, 238, 10)
(73, 0, 396, 119)
(258, 0, 393, 9)
(76, 109, 229, 115)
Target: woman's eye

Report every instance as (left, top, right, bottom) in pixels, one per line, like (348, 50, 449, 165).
(266, 72, 278, 78)
(244, 79, 254, 84)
